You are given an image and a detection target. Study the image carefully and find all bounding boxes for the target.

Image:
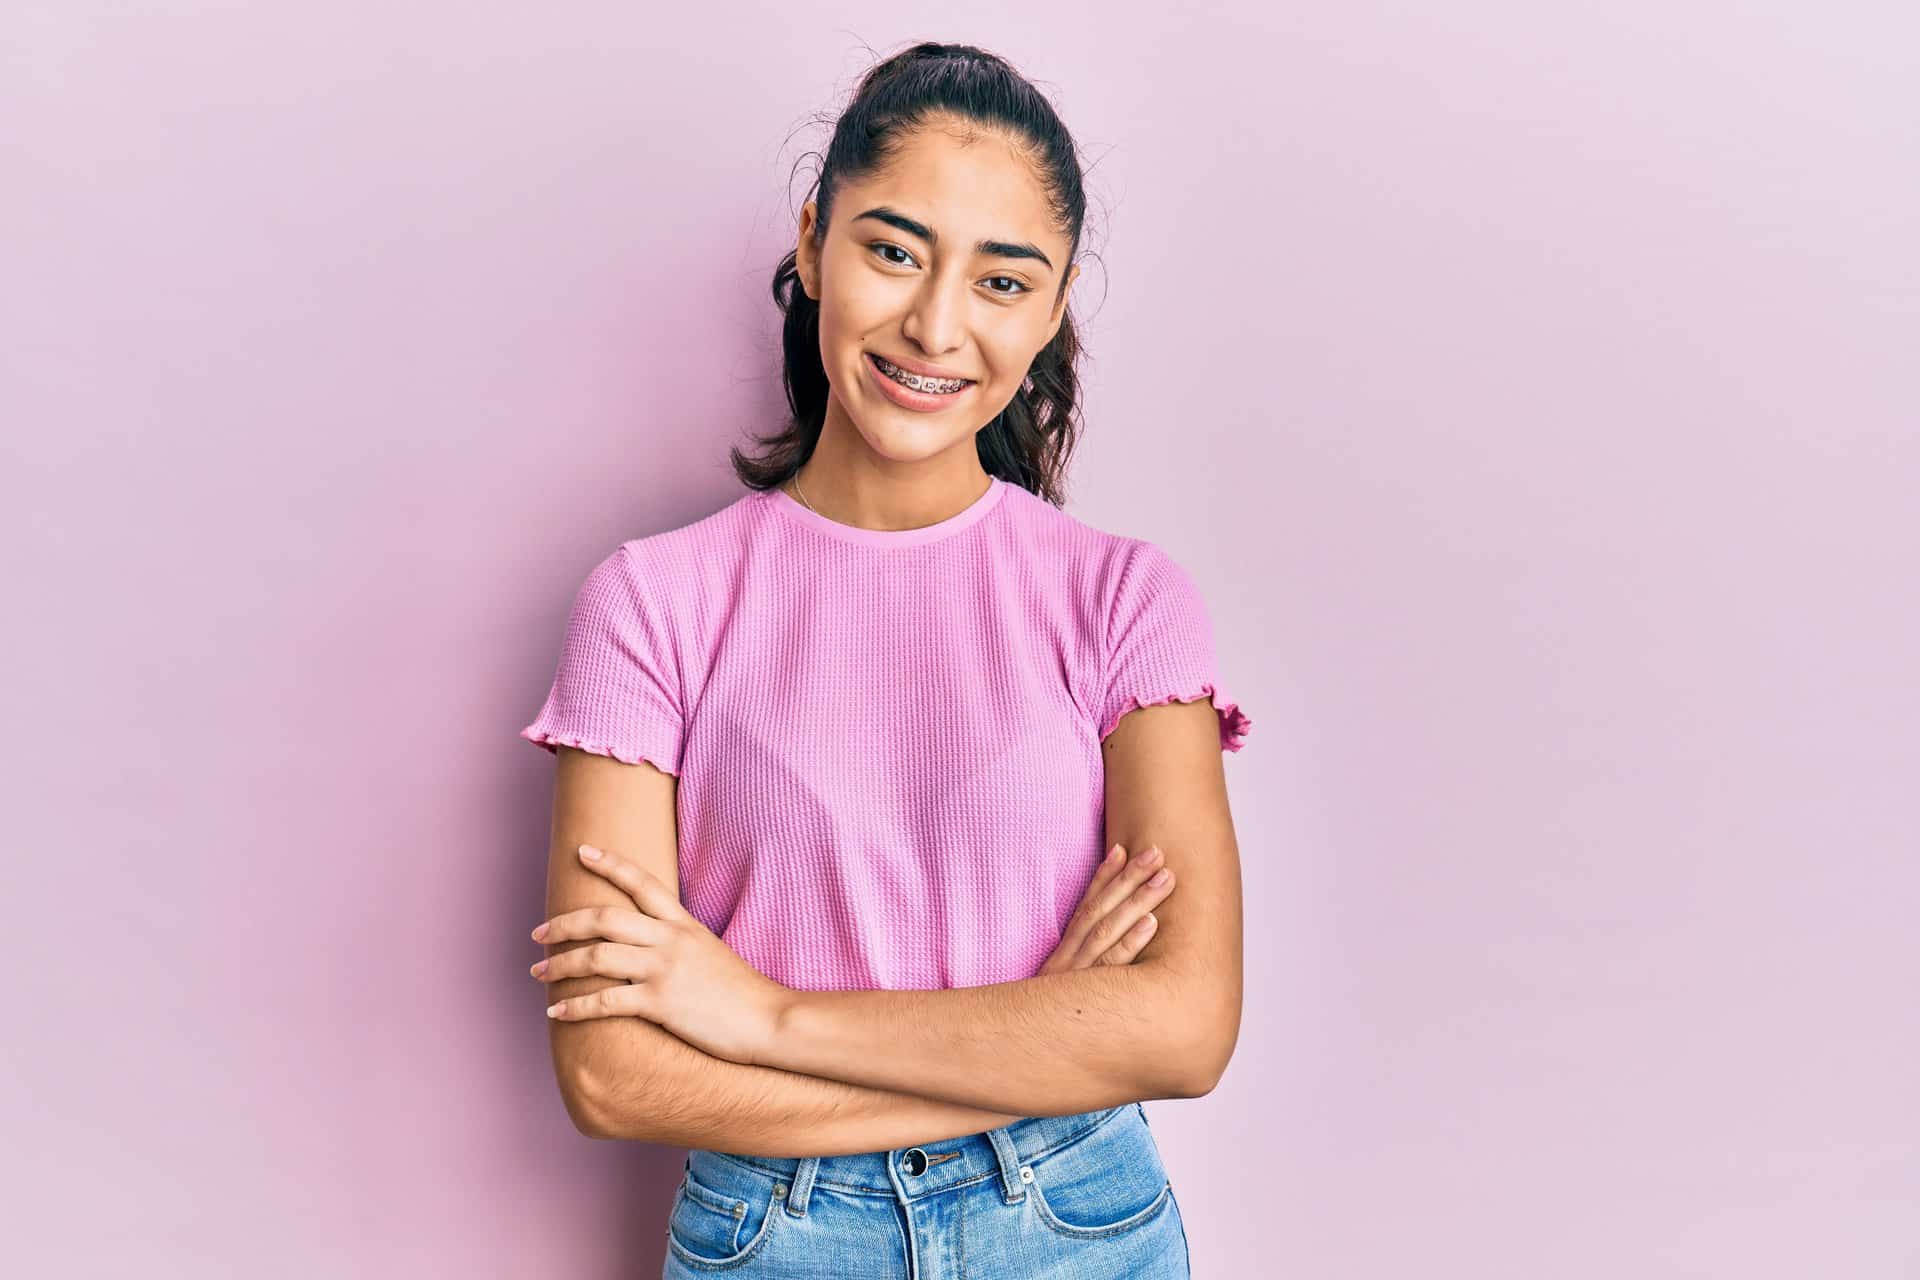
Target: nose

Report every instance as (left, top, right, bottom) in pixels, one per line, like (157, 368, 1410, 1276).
(900, 270, 967, 358)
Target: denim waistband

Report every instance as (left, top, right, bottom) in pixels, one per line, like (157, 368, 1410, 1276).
(692, 1102, 1140, 1213)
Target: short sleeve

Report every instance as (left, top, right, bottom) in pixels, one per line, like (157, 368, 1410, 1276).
(518, 544, 686, 775)
(1097, 540, 1252, 752)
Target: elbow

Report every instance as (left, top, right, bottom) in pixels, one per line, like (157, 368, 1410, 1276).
(553, 1034, 645, 1141)
(1160, 997, 1241, 1100)
(1173, 1038, 1233, 1098)
(556, 1060, 620, 1139)
(1166, 1034, 1235, 1099)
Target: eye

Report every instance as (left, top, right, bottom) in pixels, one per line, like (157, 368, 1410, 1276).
(869, 243, 1030, 298)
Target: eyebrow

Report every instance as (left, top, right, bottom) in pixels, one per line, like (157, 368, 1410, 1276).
(851, 206, 1055, 272)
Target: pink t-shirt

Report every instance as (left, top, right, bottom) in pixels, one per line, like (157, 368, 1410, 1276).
(519, 476, 1250, 992)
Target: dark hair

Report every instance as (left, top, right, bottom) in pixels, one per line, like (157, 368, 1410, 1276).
(730, 42, 1092, 506)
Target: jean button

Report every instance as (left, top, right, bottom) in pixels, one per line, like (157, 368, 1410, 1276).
(902, 1147, 927, 1176)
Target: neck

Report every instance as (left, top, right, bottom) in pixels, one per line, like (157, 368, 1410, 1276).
(789, 429, 992, 532)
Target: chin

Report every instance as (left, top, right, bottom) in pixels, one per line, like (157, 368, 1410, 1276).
(850, 420, 968, 464)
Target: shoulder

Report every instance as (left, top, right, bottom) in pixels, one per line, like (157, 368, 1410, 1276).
(990, 479, 1154, 582)
(1035, 501, 1245, 753)
(616, 488, 763, 568)
(579, 486, 778, 602)
(992, 482, 1203, 619)
(539, 491, 764, 671)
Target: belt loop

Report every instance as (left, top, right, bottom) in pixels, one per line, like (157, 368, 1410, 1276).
(985, 1125, 1028, 1204)
(784, 1156, 820, 1217)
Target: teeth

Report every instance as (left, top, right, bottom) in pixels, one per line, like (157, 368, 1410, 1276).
(875, 354, 968, 394)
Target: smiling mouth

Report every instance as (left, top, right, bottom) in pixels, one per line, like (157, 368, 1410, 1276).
(869, 352, 974, 394)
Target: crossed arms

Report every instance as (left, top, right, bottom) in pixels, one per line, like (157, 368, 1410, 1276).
(535, 698, 1244, 1157)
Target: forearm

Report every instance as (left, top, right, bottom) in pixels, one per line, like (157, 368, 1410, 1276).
(763, 958, 1202, 1117)
(570, 1012, 1026, 1157)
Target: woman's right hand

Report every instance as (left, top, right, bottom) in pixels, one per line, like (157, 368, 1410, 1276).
(1038, 843, 1175, 974)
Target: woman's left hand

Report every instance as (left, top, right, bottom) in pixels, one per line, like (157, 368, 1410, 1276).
(529, 844, 791, 1067)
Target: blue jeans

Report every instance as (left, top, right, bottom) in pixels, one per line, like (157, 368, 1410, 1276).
(662, 1101, 1191, 1277)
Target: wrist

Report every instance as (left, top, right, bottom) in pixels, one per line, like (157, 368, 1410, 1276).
(758, 983, 803, 1070)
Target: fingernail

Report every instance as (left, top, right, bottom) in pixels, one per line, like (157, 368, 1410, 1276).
(529, 959, 548, 978)
(1133, 914, 1156, 933)
(578, 844, 602, 862)
(546, 1001, 566, 1018)
(531, 922, 549, 941)
(1108, 844, 1124, 862)
(1149, 869, 1170, 887)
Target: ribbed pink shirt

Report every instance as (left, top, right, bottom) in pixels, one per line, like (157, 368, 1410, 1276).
(520, 476, 1250, 992)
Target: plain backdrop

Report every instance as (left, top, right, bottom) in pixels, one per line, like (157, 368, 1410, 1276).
(3, 2, 1916, 1276)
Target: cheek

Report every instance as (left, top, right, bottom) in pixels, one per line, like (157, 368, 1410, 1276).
(816, 269, 889, 333)
(982, 318, 1051, 372)
(815, 302, 883, 376)
(971, 339, 1031, 393)
(812, 309, 857, 376)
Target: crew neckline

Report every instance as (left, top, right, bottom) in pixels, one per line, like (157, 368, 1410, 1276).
(767, 476, 1007, 547)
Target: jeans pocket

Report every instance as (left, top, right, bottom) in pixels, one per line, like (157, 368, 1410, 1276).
(1025, 1105, 1175, 1241)
(666, 1154, 784, 1270)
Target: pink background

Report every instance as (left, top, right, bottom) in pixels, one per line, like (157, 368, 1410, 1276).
(6, 3, 1916, 1276)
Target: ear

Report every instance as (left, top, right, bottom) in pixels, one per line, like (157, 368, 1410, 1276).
(1045, 261, 1080, 344)
(795, 201, 820, 300)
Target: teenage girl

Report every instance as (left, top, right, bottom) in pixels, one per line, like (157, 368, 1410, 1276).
(522, 41, 1251, 1279)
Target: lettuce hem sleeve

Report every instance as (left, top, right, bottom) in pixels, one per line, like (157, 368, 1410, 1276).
(518, 723, 682, 776)
(1097, 683, 1252, 753)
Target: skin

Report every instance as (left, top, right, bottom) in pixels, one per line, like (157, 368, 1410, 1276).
(538, 697, 1242, 1116)
(781, 113, 1081, 529)
(535, 839, 1174, 1073)
(535, 743, 1183, 1156)
(530, 116, 1245, 1144)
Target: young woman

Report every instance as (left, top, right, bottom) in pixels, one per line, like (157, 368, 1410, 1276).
(520, 42, 1251, 1278)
